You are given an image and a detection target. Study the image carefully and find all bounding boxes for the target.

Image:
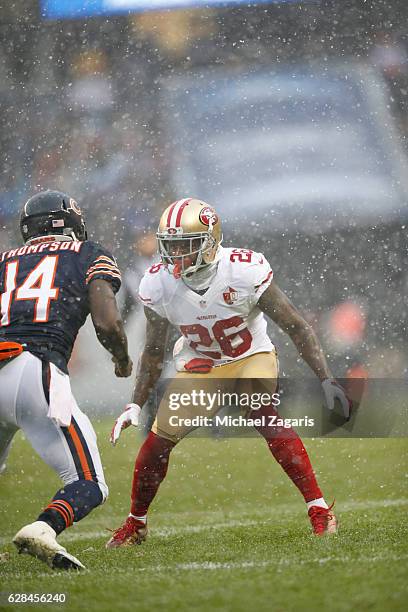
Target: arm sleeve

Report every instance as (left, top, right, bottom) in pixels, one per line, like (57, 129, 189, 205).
(249, 252, 274, 307)
(84, 243, 122, 294)
(138, 268, 166, 318)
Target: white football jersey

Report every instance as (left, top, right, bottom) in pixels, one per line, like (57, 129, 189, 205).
(138, 247, 275, 366)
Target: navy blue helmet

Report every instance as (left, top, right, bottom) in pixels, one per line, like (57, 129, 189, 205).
(20, 190, 88, 243)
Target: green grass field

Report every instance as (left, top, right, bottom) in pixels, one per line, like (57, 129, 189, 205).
(0, 420, 407, 611)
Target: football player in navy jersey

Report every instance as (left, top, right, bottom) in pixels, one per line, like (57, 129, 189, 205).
(0, 190, 132, 570)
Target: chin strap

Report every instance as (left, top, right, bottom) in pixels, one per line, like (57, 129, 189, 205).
(173, 261, 183, 279)
(182, 248, 222, 290)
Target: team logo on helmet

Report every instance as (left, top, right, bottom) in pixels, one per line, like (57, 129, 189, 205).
(199, 207, 218, 227)
(67, 198, 82, 215)
(166, 226, 183, 235)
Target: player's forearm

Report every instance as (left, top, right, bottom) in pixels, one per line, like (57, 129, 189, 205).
(257, 283, 333, 381)
(120, 290, 138, 326)
(94, 319, 130, 364)
(89, 279, 130, 364)
(288, 322, 332, 381)
(131, 350, 164, 407)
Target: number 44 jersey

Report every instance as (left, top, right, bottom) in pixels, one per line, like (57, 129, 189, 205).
(0, 239, 121, 373)
(138, 247, 275, 366)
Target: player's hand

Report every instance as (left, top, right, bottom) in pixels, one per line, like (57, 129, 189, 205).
(321, 378, 353, 420)
(110, 403, 141, 446)
(113, 355, 133, 378)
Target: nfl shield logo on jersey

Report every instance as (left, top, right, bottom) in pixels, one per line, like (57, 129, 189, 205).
(223, 287, 238, 305)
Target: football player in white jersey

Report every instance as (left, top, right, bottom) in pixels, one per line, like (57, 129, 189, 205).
(107, 198, 351, 547)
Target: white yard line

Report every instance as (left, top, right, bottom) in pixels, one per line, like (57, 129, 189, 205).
(1, 498, 407, 547)
(135, 553, 408, 573)
(30, 552, 408, 579)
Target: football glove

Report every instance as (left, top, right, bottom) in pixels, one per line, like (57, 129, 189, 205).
(321, 378, 353, 420)
(110, 403, 141, 446)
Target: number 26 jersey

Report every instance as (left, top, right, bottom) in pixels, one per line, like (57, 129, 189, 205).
(138, 247, 275, 366)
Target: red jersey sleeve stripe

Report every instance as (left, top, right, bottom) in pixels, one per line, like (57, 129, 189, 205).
(255, 270, 273, 289)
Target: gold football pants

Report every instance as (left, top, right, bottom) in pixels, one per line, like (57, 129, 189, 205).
(152, 351, 279, 443)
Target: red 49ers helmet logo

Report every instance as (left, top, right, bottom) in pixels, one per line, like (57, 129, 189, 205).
(199, 207, 218, 227)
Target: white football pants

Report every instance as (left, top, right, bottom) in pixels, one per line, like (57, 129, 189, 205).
(0, 351, 108, 500)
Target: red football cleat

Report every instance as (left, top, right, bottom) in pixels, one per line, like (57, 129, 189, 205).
(308, 502, 337, 535)
(106, 516, 148, 548)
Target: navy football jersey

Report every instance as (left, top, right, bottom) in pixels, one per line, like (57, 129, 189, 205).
(0, 239, 121, 373)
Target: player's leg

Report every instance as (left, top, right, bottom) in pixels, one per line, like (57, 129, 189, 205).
(239, 352, 336, 535)
(250, 403, 336, 534)
(35, 398, 108, 533)
(106, 373, 234, 548)
(130, 376, 208, 521)
(106, 383, 183, 548)
(12, 356, 107, 569)
(0, 357, 22, 474)
(0, 427, 17, 475)
(106, 430, 176, 548)
(138, 362, 248, 527)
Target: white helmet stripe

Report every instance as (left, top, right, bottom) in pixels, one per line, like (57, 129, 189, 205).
(167, 198, 191, 227)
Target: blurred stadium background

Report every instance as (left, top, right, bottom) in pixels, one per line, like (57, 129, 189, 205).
(0, 0, 407, 409)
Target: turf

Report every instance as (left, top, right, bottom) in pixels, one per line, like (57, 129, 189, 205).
(0, 420, 407, 612)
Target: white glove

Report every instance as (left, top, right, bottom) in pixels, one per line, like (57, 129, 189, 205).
(321, 379, 352, 420)
(173, 335, 191, 372)
(110, 403, 141, 446)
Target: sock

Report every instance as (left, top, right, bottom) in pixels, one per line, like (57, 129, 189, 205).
(250, 404, 323, 503)
(306, 498, 328, 510)
(37, 480, 103, 535)
(130, 431, 176, 517)
(129, 513, 147, 524)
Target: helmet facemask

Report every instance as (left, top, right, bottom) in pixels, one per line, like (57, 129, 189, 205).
(157, 231, 218, 279)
